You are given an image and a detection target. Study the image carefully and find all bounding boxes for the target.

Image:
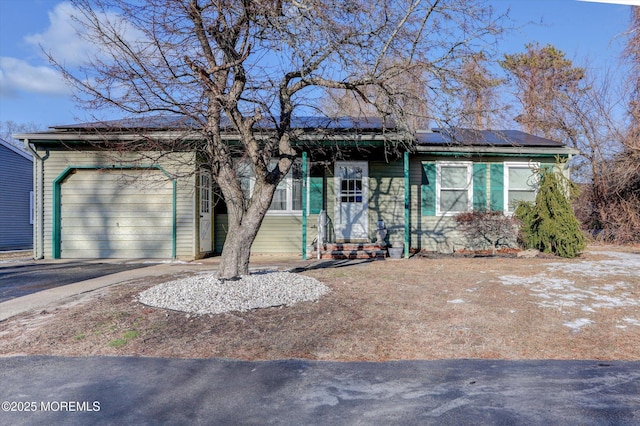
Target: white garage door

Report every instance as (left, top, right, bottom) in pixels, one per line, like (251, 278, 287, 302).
(60, 169, 173, 258)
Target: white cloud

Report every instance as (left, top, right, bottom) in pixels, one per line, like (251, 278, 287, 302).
(578, 0, 640, 5)
(24, 1, 148, 67)
(1, 1, 148, 98)
(24, 2, 100, 66)
(0, 57, 70, 97)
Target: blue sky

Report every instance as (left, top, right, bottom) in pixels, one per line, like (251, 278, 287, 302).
(0, 0, 637, 131)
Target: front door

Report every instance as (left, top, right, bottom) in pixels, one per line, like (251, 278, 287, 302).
(334, 161, 368, 241)
(199, 171, 212, 253)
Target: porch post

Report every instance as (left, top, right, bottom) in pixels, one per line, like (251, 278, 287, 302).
(404, 151, 410, 258)
(302, 151, 308, 260)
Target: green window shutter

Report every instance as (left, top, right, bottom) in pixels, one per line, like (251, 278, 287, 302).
(421, 162, 436, 216)
(309, 176, 324, 214)
(473, 163, 487, 211)
(490, 163, 504, 212)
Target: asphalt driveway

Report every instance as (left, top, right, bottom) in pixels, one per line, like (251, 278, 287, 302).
(1, 356, 639, 425)
(0, 260, 149, 303)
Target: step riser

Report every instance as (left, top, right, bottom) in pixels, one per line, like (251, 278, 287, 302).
(319, 244, 386, 251)
(312, 243, 387, 260)
(316, 252, 386, 260)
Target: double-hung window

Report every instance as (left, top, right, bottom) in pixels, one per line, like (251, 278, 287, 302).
(269, 162, 303, 212)
(436, 162, 472, 215)
(504, 162, 539, 213)
(238, 161, 303, 214)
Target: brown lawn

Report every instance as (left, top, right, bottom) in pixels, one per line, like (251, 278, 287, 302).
(1, 246, 639, 360)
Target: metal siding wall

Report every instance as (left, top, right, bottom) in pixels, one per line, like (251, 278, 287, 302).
(0, 145, 33, 250)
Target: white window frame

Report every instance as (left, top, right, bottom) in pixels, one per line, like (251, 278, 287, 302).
(504, 162, 540, 215)
(436, 161, 473, 216)
(237, 160, 304, 216)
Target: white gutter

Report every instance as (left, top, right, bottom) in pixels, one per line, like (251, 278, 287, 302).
(14, 129, 410, 143)
(24, 139, 46, 260)
(415, 145, 580, 156)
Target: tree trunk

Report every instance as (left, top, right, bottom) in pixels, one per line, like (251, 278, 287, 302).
(218, 211, 265, 279)
(218, 229, 253, 279)
(217, 168, 282, 279)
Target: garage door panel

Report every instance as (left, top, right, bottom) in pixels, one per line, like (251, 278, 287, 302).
(61, 228, 172, 239)
(62, 214, 171, 226)
(62, 195, 172, 205)
(60, 169, 174, 259)
(61, 205, 173, 217)
(61, 247, 172, 259)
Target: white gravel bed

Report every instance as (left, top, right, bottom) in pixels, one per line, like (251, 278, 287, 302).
(139, 271, 329, 315)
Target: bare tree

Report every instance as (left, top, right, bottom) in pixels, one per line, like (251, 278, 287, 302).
(593, 5, 640, 242)
(320, 59, 431, 132)
(569, 7, 640, 243)
(1, 121, 42, 151)
(624, 6, 640, 146)
(52, 0, 503, 278)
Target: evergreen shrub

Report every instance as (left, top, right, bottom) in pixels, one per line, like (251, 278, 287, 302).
(515, 165, 585, 258)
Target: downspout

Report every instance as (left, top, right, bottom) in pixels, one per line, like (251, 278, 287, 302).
(25, 139, 48, 260)
(301, 152, 308, 260)
(404, 151, 410, 259)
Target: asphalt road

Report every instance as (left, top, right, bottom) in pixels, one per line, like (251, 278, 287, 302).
(0, 261, 148, 303)
(1, 356, 639, 425)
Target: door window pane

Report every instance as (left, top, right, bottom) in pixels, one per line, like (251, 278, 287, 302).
(340, 178, 363, 203)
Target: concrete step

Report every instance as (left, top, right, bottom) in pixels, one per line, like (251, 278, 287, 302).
(312, 243, 387, 260)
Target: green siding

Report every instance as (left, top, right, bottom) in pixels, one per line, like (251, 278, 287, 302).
(215, 213, 318, 254)
(490, 163, 504, 212)
(309, 176, 323, 214)
(368, 160, 404, 243)
(473, 163, 487, 211)
(421, 162, 436, 216)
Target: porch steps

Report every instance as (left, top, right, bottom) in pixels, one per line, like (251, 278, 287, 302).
(313, 243, 387, 260)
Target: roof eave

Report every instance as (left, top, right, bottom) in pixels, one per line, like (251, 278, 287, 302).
(15, 129, 409, 144)
(415, 145, 580, 156)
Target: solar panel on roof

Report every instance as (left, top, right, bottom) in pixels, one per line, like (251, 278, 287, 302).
(416, 128, 563, 147)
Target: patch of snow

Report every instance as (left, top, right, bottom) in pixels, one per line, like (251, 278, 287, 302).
(622, 318, 640, 327)
(447, 299, 465, 304)
(546, 251, 640, 278)
(498, 251, 640, 327)
(563, 318, 593, 331)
